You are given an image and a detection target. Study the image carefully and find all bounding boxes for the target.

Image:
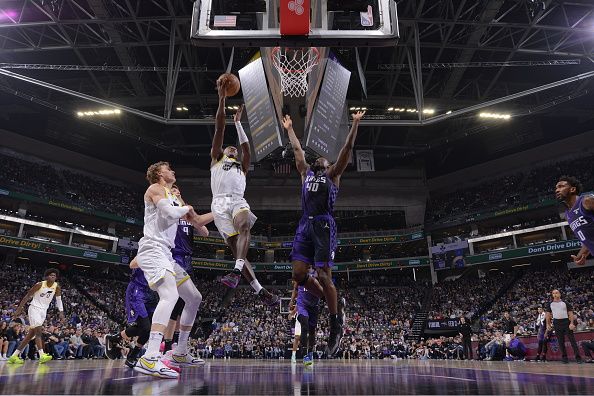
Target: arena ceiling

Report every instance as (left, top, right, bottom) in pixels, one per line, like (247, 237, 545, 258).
(0, 0, 593, 177)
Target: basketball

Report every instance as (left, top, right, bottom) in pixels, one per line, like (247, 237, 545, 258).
(219, 73, 241, 97)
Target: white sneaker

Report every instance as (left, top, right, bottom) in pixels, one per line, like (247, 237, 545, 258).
(169, 352, 205, 367)
(133, 356, 179, 379)
(164, 350, 173, 360)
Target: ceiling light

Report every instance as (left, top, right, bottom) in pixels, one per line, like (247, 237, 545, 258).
(361, 107, 368, 110)
(387, 107, 394, 111)
(76, 108, 121, 117)
(182, 106, 188, 111)
(423, 109, 435, 114)
(349, 107, 356, 111)
(479, 112, 511, 120)
(446, 110, 452, 114)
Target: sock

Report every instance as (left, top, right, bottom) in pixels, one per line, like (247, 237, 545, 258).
(145, 331, 164, 358)
(39, 348, 44, 355)
(12, 349, 21, 357)
(173, 330, 191, 355)
(292, 351, 296, 358)
(250, 279, 263, 294)
(163, 339, 173, 353)
(234, 259, 245, 272)
(173, 331, 180, 344)
(129, 345, 142, 360)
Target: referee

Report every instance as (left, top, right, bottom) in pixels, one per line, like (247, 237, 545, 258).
(545, 289, 583, 364)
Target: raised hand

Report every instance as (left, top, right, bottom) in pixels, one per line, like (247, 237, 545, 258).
(216, 77, 228, 99)
(234, 104, 244, 122)
(352, 110, 366, 121)
(282, 114, 293, 130)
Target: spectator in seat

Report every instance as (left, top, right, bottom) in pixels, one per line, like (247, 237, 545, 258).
(505, 334, 526, 361)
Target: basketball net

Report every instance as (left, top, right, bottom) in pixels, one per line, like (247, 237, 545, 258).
(271, 47, 320, 97)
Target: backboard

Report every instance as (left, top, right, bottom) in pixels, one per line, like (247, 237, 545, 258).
(190, 0, 399, 47)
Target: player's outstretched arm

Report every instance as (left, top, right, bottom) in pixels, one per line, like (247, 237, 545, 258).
(234, 105, 251, 174)
(185, 211, 214, 229)
(282, 115, 309, 178)
(328, 111, 365, 180)
(211, 78, 228, 165)
(13, 282, 42, 317)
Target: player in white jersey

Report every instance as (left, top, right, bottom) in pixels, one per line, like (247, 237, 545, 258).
(133, 161, 213, 379)
(8, 268, 64, 365)
(211, 76, 279, 307)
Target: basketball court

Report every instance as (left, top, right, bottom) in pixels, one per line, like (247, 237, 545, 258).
(1, 359, 592, 395)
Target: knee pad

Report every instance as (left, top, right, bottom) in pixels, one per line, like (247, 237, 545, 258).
(136, 316, 152, 345)
(170, 298, 185, 321)
(294, 272, 309, 287)
(124, 324, 140, 339)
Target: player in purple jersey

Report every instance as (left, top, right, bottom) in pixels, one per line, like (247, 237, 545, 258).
(289, 269, 320, 366)
(555, 176, 594, 265)
(107, 262, 161, 369)
(283, 110, 365, 356)
(162, 185, 212, 364)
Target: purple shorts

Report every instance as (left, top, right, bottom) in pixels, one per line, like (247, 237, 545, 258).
(297, 303, 319, 329)
(172, 253, 193, 274)
(125, 282, 155, 324)
(290, 215, 337, 268)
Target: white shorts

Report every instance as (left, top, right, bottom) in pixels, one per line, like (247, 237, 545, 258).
(136, 239, 191, 288)
(211, 196, 257, 241)
(28, 305, 47, 328)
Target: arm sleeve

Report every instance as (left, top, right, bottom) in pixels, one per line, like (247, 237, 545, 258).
(565, 302, 572, 312)
(56, 296, 64, 312)
(156, 199, 190, 220)
(235, 121, 249, 145)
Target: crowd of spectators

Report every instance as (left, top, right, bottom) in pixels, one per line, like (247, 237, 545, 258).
(0, 152, 143, 219)
(481, 267, 594, 334)
(426, 152, 594, 224)
(0, 260, 592, 363)
(428, 272, 513, 320)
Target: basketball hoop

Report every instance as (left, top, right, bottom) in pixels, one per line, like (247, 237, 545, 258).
(271, 47, 320, 98)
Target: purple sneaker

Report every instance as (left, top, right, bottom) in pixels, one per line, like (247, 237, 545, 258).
(258, 289, 280, 307)
(221, 272, 240, 288)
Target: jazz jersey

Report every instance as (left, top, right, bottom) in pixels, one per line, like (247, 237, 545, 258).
(141, 186, 183, 249)
(30, 280, 58, 310)
(210, 155, 246, 197)
(566, 195, 594, 253)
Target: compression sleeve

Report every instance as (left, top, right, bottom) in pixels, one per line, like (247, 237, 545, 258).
(235, 121, 249, 145)
(56, 296, 64, 312)
(156, 199, 190, 220)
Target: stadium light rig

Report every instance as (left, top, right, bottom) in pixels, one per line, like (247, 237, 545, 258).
(76, 109, 121, 117)
(479, 112, 511, 120)
(176, 106, 189, 111)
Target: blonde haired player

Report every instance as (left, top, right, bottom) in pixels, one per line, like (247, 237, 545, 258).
(8, 268, 65, 365)
(211, 75, 278, 306)
(133, 161, 212, 378)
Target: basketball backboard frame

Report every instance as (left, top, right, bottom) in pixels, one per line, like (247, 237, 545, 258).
(190, 0, 399, 47)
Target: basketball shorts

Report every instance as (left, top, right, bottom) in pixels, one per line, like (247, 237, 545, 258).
(136, 239, 190, 288)
(125, 282, 158, 324)
(28, 305, 48, 328)
(296, 303, 319, 329)
(290, 215, 337, 268)
(211, 195, 257, 241)
(172, 253, 193, 274)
